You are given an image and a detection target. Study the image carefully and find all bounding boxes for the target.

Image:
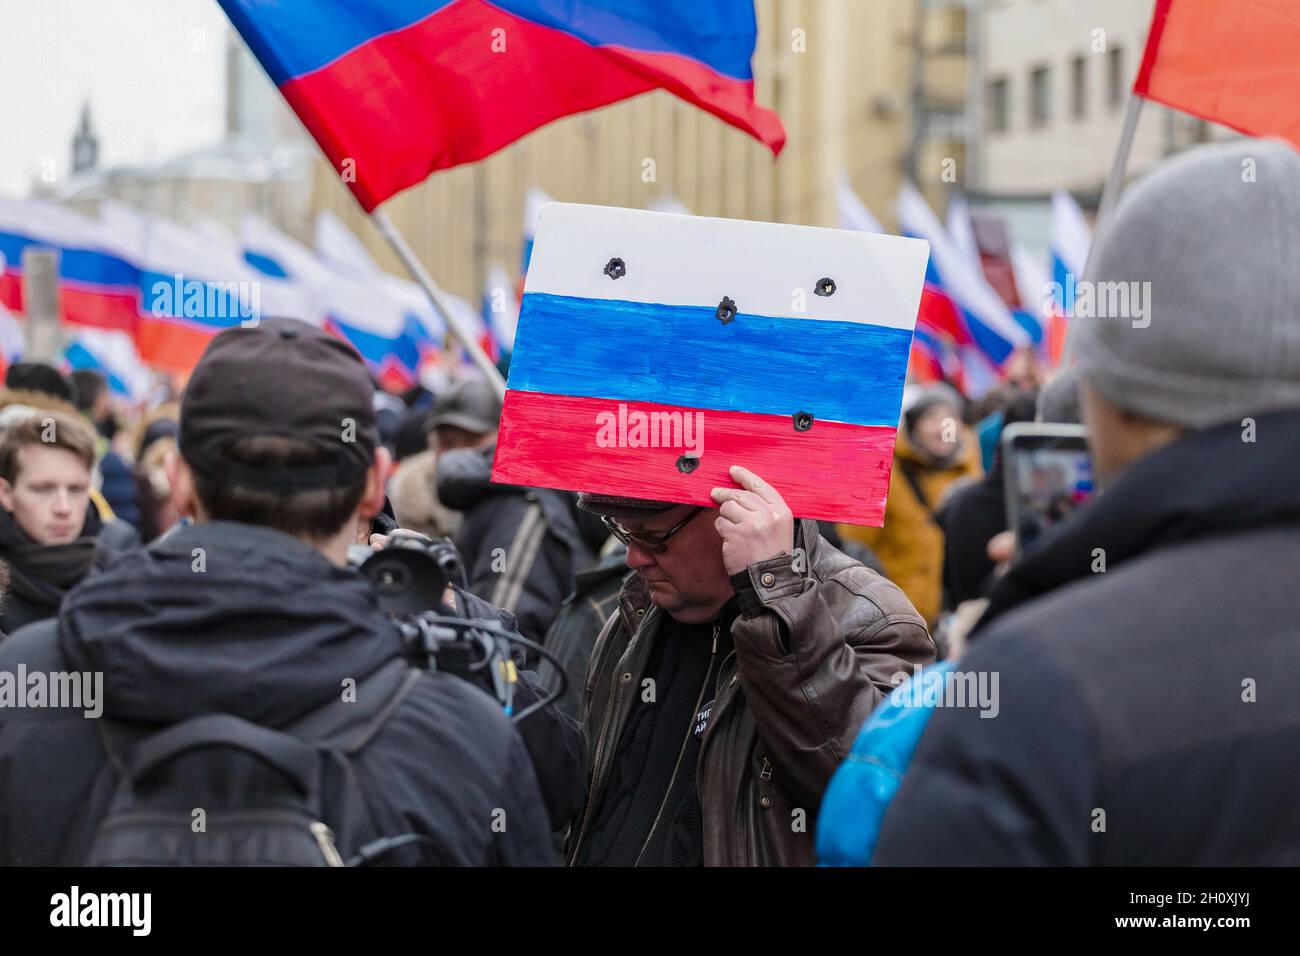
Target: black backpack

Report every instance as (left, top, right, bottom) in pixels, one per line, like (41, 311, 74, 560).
(71, 659, 433, 867)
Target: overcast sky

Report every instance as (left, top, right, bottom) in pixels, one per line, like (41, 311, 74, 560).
(0, 0, 227, 198)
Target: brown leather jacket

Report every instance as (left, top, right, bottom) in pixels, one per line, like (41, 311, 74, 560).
(566, 520, 934, 866)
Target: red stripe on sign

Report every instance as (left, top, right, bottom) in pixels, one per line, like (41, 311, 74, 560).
(492, 391, 898, 526)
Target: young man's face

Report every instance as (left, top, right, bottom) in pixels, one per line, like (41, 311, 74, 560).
(0, 445, 93, 545)
(620, 504, 734, 624)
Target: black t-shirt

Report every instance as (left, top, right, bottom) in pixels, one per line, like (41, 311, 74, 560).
(576, 607, 735, 867)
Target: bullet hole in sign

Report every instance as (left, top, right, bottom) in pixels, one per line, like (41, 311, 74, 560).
(716, 296, 737, 325)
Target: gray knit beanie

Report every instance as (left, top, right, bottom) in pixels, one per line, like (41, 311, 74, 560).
(1072, 138, 1300, 429)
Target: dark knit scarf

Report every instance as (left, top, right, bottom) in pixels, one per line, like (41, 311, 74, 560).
(0, 505, 101, 609)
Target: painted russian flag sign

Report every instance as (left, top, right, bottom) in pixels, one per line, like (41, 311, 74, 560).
(492, 203, 930, 526)
(218, 0, 785, 212)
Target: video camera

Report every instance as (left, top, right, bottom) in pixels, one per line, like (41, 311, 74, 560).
(347, 533, 563, 721)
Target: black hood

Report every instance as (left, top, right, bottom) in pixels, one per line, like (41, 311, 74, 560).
(436, 444, 515, 511)
(973, 409, 1300, 637)
(57, 521, 402, 726)
(437, 445, 605, 554)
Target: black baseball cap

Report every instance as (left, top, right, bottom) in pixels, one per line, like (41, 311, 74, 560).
(179, 319, 378, 491)
(576, 493, 680, 519)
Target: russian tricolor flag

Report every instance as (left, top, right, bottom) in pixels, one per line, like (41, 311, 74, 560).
(492, 203, 930, 526)
(0, 199, 142, 337)
(1047, 189, 1091, 366)
(218, 0, 785, 211)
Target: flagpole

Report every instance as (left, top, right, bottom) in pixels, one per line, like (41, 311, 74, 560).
(371, 209, 507, 399)
(1063, 93, 1144, 365)
(1087, 93, 1144, 276)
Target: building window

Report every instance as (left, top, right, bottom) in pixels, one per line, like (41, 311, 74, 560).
(1108, 46, 1125, 108)
(989, 77, 1010, 133)
(1071, 55, 1087, 120)
(1030, 66, 1050, 128)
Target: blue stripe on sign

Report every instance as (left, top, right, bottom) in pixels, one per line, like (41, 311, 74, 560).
(508, 293, 913, 427)
(217, 0, 757, 86)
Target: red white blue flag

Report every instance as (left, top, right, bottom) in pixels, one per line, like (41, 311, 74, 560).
(218, 0, 786, 211)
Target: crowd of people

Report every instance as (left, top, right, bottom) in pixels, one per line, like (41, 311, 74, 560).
(0, 138, 1295, 866)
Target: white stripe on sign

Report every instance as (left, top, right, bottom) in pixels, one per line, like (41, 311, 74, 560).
(523, 202, 929, 332)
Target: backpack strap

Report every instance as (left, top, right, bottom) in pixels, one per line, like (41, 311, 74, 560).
(123, 713, 320, 796)
(897, 458, 939, 525)
(287, 657, 424, 754)
(97, 657, 423, 767)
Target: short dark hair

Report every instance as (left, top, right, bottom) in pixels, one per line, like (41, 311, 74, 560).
(189, 434, 368, 540)
(0, 411, 96, 484)
(5, 362, 78, 405)
(71, 369, 109, 414)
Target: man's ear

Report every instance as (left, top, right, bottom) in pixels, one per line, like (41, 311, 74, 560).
(0, 477, 14, 514)
(360, 447, 392, 519)
(167, 451, 201, 520)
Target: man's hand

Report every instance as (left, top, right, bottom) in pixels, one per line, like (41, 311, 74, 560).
(710, 465, 795, 576)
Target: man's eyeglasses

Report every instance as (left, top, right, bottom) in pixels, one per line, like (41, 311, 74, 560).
(601, 507, 704, 554)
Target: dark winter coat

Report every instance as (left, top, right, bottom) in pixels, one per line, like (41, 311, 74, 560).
(873, 411, 1300, 865)
(0, 520, 556, 866)
(437, 445, 604, 645)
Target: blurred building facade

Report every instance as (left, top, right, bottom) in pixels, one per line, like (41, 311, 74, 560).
(53, 35, 315, 234)
(968, 0, 1233, 252)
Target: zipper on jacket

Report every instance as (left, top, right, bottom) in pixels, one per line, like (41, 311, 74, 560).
(566, 663, 624, 865)
(310, 821, 345, 867)
(633, 622, 719, 866)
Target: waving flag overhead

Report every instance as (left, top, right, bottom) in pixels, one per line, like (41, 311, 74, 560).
(0, 297, 22, 379)
(218, 0, 785, 211)
(521, 187, 553, 276)
(493, 203, 930, 526)
(0, 198, 141, 336)
(65, 327, 155, 400)
(102, 203, 266, 375)
(834, 173, 885, 236)
(242, 214, 435, 389)
(1047, 189, 1091, 366)
(946, 193, 980, 270)
(897, 183, 1028, 375)
(834, 177, 963, 391)
(482, 262, 519, 360)
(1134, 0, 1300, 149)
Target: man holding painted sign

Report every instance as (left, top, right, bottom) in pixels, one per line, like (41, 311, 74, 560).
(493, 204, 936, 865)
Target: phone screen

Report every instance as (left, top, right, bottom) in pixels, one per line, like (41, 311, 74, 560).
(1006, 431, 1094, 553)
